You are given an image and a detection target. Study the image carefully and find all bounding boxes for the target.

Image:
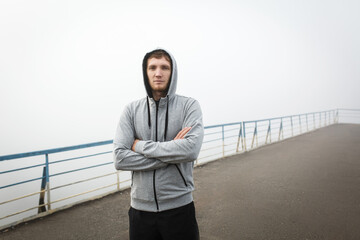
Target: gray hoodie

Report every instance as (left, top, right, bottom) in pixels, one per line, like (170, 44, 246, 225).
(113, 49, 204, 212)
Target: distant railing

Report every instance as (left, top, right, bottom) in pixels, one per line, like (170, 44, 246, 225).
(0, 108, 359, 230)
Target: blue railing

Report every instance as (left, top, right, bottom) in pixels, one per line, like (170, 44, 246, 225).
(0, 108, 359, 229)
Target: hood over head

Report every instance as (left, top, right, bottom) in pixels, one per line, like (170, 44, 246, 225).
(142, 48, 178, 99)
(142, 48, 178, 140)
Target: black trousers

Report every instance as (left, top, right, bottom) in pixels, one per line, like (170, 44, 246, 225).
(128, 202, 199, 240)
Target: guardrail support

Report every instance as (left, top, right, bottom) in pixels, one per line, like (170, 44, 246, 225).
(45, 154, 51, 210)
(116, 171, 120, 191)
(325, 112, 327, 126)
(251, 122, 257, 149)
(299, 115, 302, 134)
(334, 110, 337, 123)
(265, 120, 271, 144)
(313, 113, 316, 130)
(290, 116, 294, 137)
(306, 114, 309, 132)
(38, 167, 47, 213)
(222, 126, 225, 157)
(243, 122, 247, 151)
(236, 123, 243, 152)
(255, 122, 258, 147)
(278, 118, 283, 141)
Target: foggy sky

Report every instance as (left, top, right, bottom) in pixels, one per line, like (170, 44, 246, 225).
(1, 0, 359, 155)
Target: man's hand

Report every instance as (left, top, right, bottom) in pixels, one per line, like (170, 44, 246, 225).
(132, 139, 140, 151)
(131, 127, 191, 152)
(174, 127, 191, 140)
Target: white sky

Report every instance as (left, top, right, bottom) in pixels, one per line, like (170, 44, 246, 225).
(0, 0, 359, 155)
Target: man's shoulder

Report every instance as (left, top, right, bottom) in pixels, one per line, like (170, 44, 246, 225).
(174, 94, 200, 108)
(126, 97, 147, 108)
(174, 94, 198, 104)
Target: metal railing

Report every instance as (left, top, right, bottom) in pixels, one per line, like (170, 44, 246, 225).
(0, 108, 359, 230)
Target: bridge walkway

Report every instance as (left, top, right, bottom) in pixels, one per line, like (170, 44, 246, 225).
(1, 124, 360, 239)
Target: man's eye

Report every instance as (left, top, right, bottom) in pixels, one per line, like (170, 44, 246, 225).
(149, 66, 156, 70)
(162, 66, 170, 70)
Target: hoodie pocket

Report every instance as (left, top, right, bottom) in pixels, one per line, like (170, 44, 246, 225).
(131, 171, 134, 187)
(175, 164, 188, 187)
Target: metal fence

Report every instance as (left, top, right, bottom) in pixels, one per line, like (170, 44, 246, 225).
(0, 108, 358, 230)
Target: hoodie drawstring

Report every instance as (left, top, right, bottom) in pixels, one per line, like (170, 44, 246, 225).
(164, 95, 169, 140)
(146, 96, 169, 141)
(147, 97, 151, 128)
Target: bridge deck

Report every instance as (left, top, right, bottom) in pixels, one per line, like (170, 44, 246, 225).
(1, 124, 360, 240)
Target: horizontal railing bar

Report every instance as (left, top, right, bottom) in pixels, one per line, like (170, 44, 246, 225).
(223, 141, 238, 147)
(0, 163, 46, 175)
(197, 152, 222, 160)
(51, 182, 121, 204)
(50, 162, 113, 178)
(200, 145, 222, 152)
(0, 176, 44, 190)
(0, 202, 48, 221)
(338, 108, 360, 111)
(0, 190, 44, 206)
(0, 179, 131, 221)
(51, 172, 118, 191)
(204, 130, 223, 136)
(223, 127, 239, 133)
(224, 148, 239, 154)
(0, 140, 113, 162)
(243, 109, 336, 124)
(224, 134, 239, 139)
(202, 138, 222, 144)
(204, 122, 241, 129)
(50, 151, 112, 165)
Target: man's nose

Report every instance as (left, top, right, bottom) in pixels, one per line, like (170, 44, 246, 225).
(155, 68, 163, 76)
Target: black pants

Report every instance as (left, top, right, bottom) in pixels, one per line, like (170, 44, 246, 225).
(128, 202, 199, 240)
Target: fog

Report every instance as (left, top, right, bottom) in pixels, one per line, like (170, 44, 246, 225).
(1, 0, 359, 155)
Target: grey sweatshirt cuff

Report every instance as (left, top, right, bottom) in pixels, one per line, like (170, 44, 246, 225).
(134, 140, 146, 154)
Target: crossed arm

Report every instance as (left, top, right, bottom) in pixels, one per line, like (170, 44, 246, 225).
(113, 100, 204, 172)
(131, 127, 191, 151)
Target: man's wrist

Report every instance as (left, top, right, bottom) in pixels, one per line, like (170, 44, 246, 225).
(133, 140, 145, 154)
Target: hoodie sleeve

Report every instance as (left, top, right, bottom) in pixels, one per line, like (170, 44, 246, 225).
(134, 99, 204, 164)
(113, 104, 167, 171)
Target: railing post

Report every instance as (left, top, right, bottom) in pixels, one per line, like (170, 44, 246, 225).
(306, 114, 308, 132)
(251, 122, 257, 149)
(325, 111, 327, 126)
(265, 120, 271, 144)
(269, 120, 272, 143)
(45, 154, 51, 210)
(319, 112, 321, 128)
(334, 109, 338, 123)
(299, 115, 302, 134)
(236, 123, 242, 153)
(290, 116, 294, 137)
(255, 121, 258, 147)
(313, 113, 316, 130)
(243, 122, 247, 151)
(38, 167, 47, 213)
(222, 125, 225, 158)
(278, 118, 283, 141)
(116, 171, 120, 191)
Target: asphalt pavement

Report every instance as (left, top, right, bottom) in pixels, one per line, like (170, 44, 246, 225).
(1, 124, 360, 240)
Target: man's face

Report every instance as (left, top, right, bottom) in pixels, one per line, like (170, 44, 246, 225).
(147, 56, 171, 93)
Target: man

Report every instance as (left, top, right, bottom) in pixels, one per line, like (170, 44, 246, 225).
(113, 48, 204, 240)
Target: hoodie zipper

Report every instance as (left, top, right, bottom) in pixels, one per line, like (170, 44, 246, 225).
(153, 101, 160, 211)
